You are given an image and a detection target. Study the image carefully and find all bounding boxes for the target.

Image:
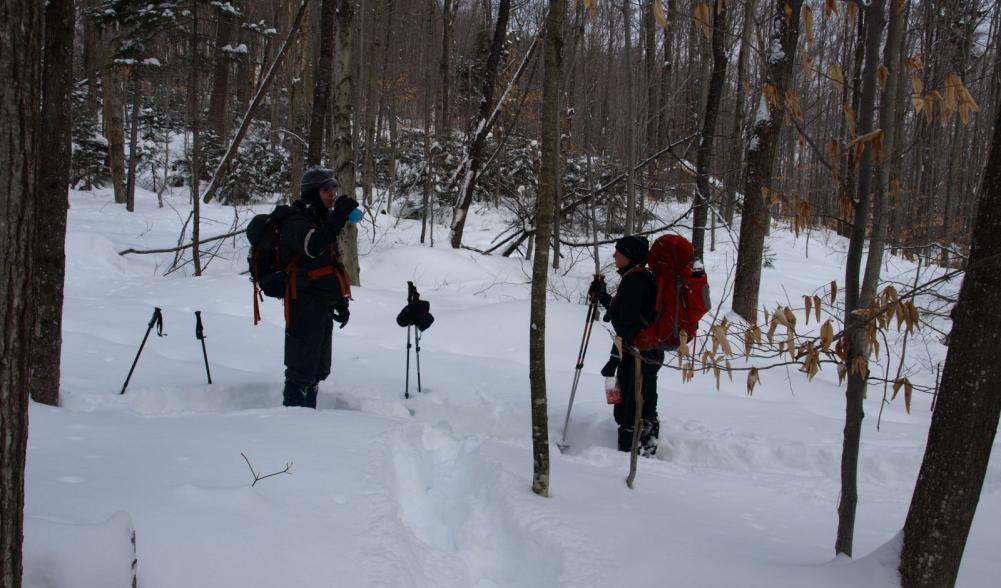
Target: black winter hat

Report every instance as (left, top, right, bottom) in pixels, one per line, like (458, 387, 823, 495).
(299, 167, 338, 196)
(615, 235, 649, 264)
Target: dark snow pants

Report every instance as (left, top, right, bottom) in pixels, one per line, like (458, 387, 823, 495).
(613, 348, 665, 447)
(284, 297, 335, 408)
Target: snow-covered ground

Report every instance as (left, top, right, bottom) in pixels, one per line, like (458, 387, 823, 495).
(24, 187, 1000, 587)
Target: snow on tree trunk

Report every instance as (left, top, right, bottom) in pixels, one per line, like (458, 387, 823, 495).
(731, 0, 804, 323)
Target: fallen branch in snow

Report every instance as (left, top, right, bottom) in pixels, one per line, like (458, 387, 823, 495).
(118, 228, 246, 256)
(241, 453, 293, 487)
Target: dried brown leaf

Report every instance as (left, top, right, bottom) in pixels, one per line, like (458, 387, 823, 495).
(747, 368, 760, 396)
(653, 0, 669, 30)
(829, 63, 845, 93)
(813, 295, 822, 322)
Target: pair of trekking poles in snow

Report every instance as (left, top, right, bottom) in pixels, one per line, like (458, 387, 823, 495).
(396, 282, 435, 399)
(120, 307, 213, 395)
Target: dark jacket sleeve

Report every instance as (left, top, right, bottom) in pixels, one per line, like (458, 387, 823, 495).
(282, 209, 347, 259)
(607, 271, 655, 345)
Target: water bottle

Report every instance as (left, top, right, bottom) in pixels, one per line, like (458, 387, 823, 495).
(605, 376, 622, 404)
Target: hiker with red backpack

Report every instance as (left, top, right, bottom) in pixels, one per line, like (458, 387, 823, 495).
(589, 234, 711, 456)
(278, 167, 361, 408)
(590, 236, 665, 455)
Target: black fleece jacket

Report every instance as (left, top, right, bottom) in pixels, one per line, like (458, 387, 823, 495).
(600, 262, 657, 346)
(279, 196, 349, 303)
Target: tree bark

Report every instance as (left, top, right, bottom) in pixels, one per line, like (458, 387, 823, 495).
(731, 0, 804, 322)
(190, 0, 203, 276)
(125, 71, 141, 212)
(722, 0, 755, 224)
(207, 8, 236, 140)
(103, 55, 127, 205)
(448, 0, 511, 248)
(29, 0, 73, 407)
(836, 0, 884, 557)
(1, 2, 42, 585)
(439, 0, 457, 136)
(691, 0, 728, 260)
(334, 0, 360, 284)
(899, 58, 1001, 588)
(530, 0, 563, 498)
(622, 0, 636, 234)
(307, 0, 336, 167)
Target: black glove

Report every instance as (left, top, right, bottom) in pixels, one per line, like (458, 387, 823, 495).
(333, 195, 359, 216)
(587, 277, 606, 303)
(600, 357, 620, 377)
(332, 301, 350, 329)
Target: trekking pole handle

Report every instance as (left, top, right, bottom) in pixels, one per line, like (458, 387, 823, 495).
(195, 310, 205, 340)
(150, 307, 165, 336)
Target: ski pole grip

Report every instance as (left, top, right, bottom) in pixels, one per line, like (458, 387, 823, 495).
(195, 311, 205, 340)
(150, 307, 165, 336)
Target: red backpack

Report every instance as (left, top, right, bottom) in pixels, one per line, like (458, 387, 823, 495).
(633, 234, 711, 350)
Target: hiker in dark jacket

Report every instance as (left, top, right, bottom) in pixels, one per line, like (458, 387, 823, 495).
(589, 235, 665, 455)
(280, 167, 361, 408)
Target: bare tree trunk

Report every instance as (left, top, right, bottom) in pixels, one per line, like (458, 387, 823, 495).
(837, 0, 884, 557)
(335, 0, 360, 284)
(622, 0, 636, 234)
(104, 57, 127, 205)
(722, 0, 755, 224)
(307, 0, 336, 167)
(207, 9, 236, 140)
(691, 0, 728, 260)
(658, 1, 674, 148)
(0, 2, 42, 584)
(899, 66, 1001, 588)
(439, 0, 456, 136)
(731, 0, 804, 322)
(530, 0, 564, 498)
(190, 0, 203, 276)
(125, 71, 141, 212)
(30, 0, 72, 408)
(421, 0, 434, 244)
(361, 0, 385, 206)
(448, 0, 511, 248)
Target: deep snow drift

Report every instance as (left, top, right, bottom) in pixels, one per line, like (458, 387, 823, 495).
(24, 188, 1000, 587)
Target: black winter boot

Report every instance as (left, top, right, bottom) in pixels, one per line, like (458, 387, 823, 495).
(617, 427, 634, 452)
(282, 383, 309, 407)
(304, 384, 319, 409)
(639, 419, 660, 457)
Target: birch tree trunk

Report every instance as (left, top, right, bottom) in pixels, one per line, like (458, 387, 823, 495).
(335, 0, 360, 284)
(530, 0, 564, 498)
(1, 2, 42, 584)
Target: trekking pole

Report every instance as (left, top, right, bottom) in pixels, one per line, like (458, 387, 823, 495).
(557, 277, 603, 453)
(415, 327, 423, 394)
(404, 325, 412, 399)
(121, 307, 165, 395)
(194, 311, 212, 385)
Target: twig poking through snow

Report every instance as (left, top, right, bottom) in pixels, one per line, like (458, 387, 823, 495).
(241, 452, 292, 487)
